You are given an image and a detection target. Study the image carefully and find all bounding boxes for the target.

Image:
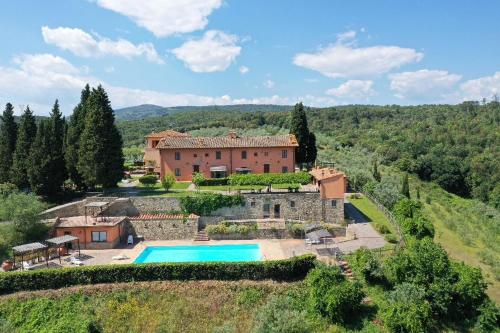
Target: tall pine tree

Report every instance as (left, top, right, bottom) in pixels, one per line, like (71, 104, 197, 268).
(28, 119, 51, 196)
(289, 102, 317, 167)
(0, 103, 18, 183)
(11, 106, 37, 188)
(77, 85, 124, 189)
(46, 99, 66, 196)
(65, 85, 90, 189)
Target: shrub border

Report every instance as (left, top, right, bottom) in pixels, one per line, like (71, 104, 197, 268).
(0, 254, 316, 295)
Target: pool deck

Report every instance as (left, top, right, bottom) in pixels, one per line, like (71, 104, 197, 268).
(8, 222, 386, 270)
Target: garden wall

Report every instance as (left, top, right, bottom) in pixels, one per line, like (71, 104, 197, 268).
(125, 217, 198, 240)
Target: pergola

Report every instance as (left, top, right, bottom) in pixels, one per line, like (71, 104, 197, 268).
(12, 242, 49, 270)
(45, 235, 81, 264)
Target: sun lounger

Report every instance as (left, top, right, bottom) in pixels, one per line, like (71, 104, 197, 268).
(70, 256, 84, 266)
(112, 254, 130, 260)
(22, 261, 34, 270)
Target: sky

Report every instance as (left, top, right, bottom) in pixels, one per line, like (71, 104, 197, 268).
(1, 0, 500, 115)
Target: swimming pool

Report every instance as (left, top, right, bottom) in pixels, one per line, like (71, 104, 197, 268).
(134, 244, 262, 263)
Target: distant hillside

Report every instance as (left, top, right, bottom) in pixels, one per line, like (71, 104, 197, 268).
(114, 104, 292, 120)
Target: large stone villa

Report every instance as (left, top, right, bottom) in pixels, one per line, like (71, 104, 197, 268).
(143, 129, 299, 180)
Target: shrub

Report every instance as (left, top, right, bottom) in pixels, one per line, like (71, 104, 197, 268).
(138, 174, 158, 187)
(350, 248, 385, 284)
(200, 178, 229, 186)
(306, 266, 364, 324)
(161, 173, 176, 191)
(474, 299, 500, 332)
(288, 223, 305, 238)
(0, 254, 317, 294)
(384, 234, 398, 244)
(192, 172, 206, 187)
(381, 283, 434, 333)
(206, 223, 257, 236)
(229, 172, 311, 186)
(180, 193, 244, 216)
(251, 295, 311, 333)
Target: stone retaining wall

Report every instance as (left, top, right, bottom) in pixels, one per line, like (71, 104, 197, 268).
(125, 218, 198, 240)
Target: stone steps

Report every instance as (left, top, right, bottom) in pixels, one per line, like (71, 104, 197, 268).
(194, 230, 210, 241)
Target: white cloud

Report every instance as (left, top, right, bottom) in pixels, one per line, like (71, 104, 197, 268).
(0, 53, 339, 115)
(336, 30, 356, 44)
(460, 72, 500, 101)
(293, 41, 423, 78)
(390, 69, 461, 101)
(95, 0, 222, 37)
(42, 26, 163, 64)
(326, 80, 375, 100)
(239, 66, 249, 74)
(264, 80, 275, 89)
(172, 30, 241, 73)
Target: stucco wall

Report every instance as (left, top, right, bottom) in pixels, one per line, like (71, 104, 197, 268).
(159, 146, 295, 181)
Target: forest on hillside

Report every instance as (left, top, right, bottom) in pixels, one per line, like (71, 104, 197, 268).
(117, 102, 500, 209)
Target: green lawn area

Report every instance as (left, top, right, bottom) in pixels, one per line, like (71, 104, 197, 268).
(348, 196, 398, 241)
(198, 185, 266, 191)
(135, 190, 200, 198)
(271, 183, 300, 190)
(129, 181, 191, 190)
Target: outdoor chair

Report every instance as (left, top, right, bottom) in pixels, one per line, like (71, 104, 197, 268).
(22, 261, 34, 270)
(70, 256, 84, 266)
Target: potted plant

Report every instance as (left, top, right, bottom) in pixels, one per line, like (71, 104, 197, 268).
(2, 259, 14, 272)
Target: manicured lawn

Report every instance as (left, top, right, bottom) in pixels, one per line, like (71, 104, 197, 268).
(133, 181, 191, 190)
(198, 185, 266, 191)
(171, 182, 191, 190)
(135, 190, 200, 198)
(349, 196, 398, 239)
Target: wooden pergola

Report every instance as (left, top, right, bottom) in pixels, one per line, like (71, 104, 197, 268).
(12, 242, 49, 270)
(45, 235, 81, 264)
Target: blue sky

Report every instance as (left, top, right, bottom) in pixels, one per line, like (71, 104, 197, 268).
(1, 0, 499, 115)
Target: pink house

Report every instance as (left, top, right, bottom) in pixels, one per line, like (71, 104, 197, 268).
(144, 130, 299, 181)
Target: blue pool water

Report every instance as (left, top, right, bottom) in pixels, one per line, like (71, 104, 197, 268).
(134, 244, 262, 263)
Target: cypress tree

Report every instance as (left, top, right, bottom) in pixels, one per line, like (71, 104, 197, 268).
(77, 85, 124, 189)
(39, 100, 66, 197)
(373, 160, 381, 182)
(0, 103, 18, 182)
(401, 173, 410, 198)
(28, 119, 51, 196)
(65, 85, 90, 189)
(290, 102, 310, 165)
(11, 106, 37, 188)
(306, 132, 317, 165)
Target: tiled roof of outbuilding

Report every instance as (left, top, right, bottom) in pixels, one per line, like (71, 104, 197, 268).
(156, 134, 299, 149)
(129, 213, 199, 220)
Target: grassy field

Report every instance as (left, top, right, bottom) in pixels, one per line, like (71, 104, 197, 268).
(271, 183, 300, 190)
(135, 181, 191, 190)
(0, 280, 329, 333)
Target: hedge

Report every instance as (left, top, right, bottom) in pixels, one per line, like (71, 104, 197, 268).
(0, 254, 316, 295)
(180, 192, 244, 215)
(229, 172, 311, 186)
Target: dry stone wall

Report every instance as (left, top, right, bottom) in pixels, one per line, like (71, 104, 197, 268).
(125, 218, 198, 240)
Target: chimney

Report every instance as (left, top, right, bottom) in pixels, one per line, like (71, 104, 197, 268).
(228, 131, 238, 139)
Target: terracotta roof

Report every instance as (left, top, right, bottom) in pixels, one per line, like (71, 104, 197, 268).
(309, 167, 345, 181)
(146, 130, 190, 138)
(56, 216, 127, 228)
(129, 213, 199, 220)
(156, 134, 299, 149)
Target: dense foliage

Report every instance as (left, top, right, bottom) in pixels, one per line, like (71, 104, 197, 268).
(0, 188, 48, 261)
(206, 222, 257, 236)
(306, 266, 365, 324)
(228, 172, 311, 186)
(289, 102, 317, 165)
(138, 174, 158, 187)
(0, 254, 316, 294)
(180, 193, 244, 215)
